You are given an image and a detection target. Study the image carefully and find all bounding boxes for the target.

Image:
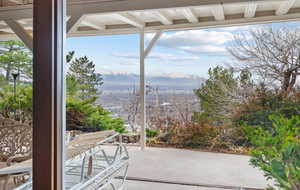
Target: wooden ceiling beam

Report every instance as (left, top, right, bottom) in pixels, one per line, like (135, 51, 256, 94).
(210, 4, 225, 21)
(81, 20, 105, 30)
(67, 14, 84, 33)
(244, 2, 258, 18)
(182, 8, 198, 23)
(276, 0, 296, 15)
(153, 10, 173, 25)
(113, 12, 144, 28)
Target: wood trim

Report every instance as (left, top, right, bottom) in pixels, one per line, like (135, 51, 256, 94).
(33, 0, 65, 189)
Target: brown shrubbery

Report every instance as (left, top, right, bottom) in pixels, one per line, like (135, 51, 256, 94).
(160, 121, 218, 148)
(149, 119, 249, 154)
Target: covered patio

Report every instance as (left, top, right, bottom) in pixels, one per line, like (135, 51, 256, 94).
(0, 0, 299, 189)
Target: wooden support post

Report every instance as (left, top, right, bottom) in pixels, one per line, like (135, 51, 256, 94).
(139, 30, 162, 150)
(140, 28, 146, 150)
(144, 31, 162, 58)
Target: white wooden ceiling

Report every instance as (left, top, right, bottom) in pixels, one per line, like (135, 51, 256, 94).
(0, 0, 299, 40)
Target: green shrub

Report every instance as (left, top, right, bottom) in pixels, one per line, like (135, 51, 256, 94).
(245, 115, 300, 190)
(87, 110, 126, 133)
(0, 83, 126, 133)
(66, 97, 126, 133)
(233, 90, 300, 131)
(146, 128, 159, 138)
(0, 84, 32, 120)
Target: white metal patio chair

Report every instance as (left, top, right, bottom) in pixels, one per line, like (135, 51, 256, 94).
(11, 132, 129, 190)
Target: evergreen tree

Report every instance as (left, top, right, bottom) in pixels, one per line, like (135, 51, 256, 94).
(66, 51, 75, 63)
(193, 66, 253, 124)
(67, 54, 103, 100)
(0, 40, 32, 82)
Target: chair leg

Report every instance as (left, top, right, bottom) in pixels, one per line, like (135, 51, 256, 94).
(2, 175, 10, 190)
(87, 155, 93, 177)
(110, 183, 117, 190)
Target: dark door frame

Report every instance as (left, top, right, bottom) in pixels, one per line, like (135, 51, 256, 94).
(33, 0, 66, 189)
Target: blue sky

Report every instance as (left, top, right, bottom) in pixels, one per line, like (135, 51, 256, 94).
(67, 21, 300, 78)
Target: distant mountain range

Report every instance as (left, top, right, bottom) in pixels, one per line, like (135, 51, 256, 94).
(101, 73, 205, 92)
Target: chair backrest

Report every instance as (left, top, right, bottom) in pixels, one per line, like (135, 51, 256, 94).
(0, 118, 32, 161)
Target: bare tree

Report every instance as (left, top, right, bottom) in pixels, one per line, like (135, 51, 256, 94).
(228, 27, 300, 93)
(123, 85, 153, 132)
(123, 86, 140, 132)
(170, 95, 194, 126)
(147, 92, 200, 128)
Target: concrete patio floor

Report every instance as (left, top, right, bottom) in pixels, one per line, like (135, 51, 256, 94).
(122, 146, 272, 190)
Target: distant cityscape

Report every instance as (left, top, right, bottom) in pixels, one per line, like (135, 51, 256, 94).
(97, 73, 204, 123)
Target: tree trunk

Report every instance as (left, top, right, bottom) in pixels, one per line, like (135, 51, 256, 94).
(287, 71, 298, 93)
(5, 63, 11, 81)
(282, 72, 292, 92)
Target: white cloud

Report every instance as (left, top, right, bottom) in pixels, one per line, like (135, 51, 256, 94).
(112, 53, 137, 59)
(112, 52, 200, 62)
(221, 24, 268, 33)
(179, 45, 226, 54)
(157, 30, 232, 46)
(147, 30, 233, 55)
(118, 61, 138, 66)
(148, 53, 200, 61)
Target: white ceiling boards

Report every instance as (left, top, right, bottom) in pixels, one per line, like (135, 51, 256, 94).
(0, 0, 299, 40)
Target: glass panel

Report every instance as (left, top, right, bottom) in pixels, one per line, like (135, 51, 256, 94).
(63, 1, 300, 190)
